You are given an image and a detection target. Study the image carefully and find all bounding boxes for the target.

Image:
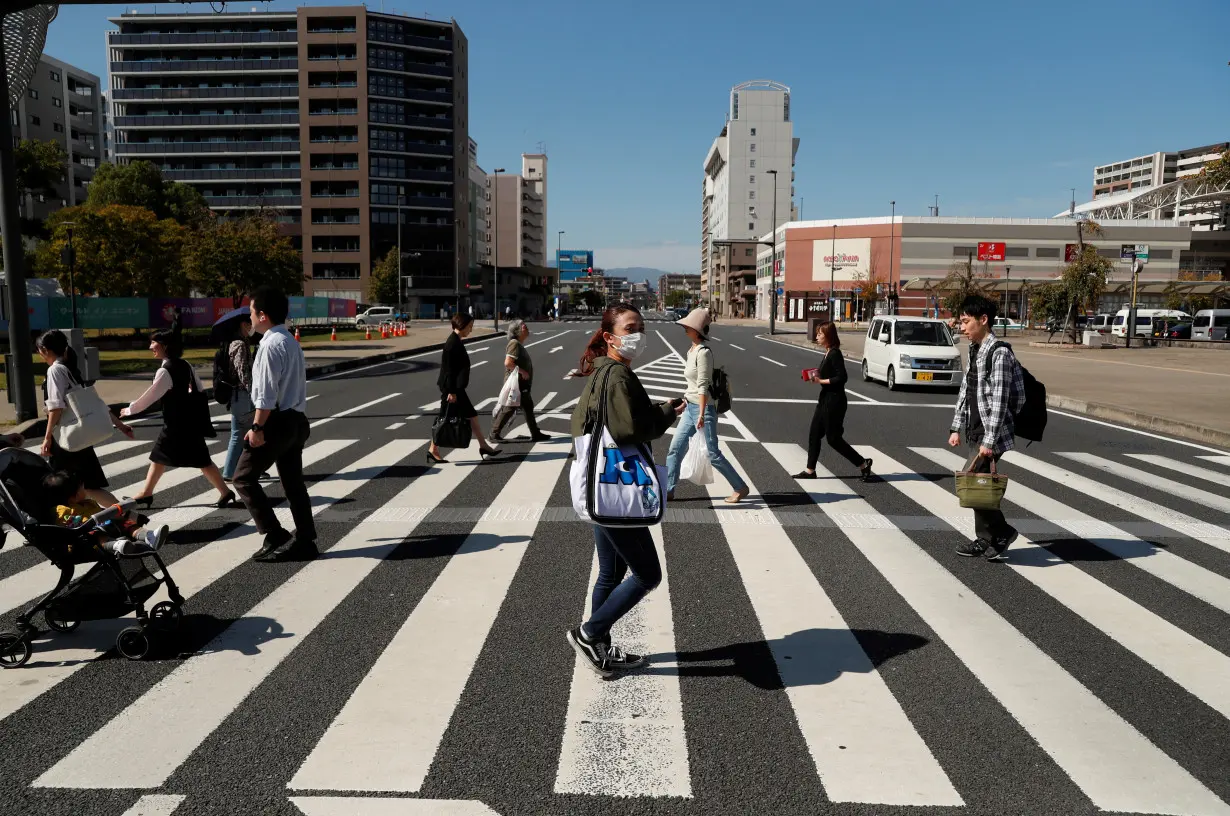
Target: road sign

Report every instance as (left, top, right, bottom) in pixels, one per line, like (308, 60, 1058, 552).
(1065, 243, 1079, 262)
(1134, 244, 1149, 262)
(776, 287, 784, 295)
(1121, 244, 1136, 263)
(977, 242, 1006, 262)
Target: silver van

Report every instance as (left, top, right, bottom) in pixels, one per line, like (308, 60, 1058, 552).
(1191, 309, 1230, 341)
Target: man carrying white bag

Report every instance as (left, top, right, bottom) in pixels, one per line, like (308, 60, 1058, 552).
(566, 304, 684, 678)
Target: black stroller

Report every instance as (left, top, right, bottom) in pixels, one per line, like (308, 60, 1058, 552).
(0, 448, 185, 667)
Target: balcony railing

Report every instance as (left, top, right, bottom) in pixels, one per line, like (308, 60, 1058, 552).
(162, 168, 300, 181)
(371, 142, 452, 156)
(367, 31, 453, 51)
(114, 113, 300, 128)
(369, 61, 451, 78)
(368, 87, 453, 104)
(111, 86, 298, 100)
(111, 58, 298, 73)
(371, 195, 453, 208)
(369, 168, 451, 183)
(115, 141, 300, 154)
(311, 216, 361, 225)
(205, 195, 301, 208)
(108, 32, 298, 45)
(312, 190, 360, 198)
(368, 115, 453, 130)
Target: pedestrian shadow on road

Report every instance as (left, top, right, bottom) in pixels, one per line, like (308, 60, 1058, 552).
(1018, 536, 1168, 565)
(640, 628, 929, 690)
(326, 531, 525, 562)
(173, 614, 295, 659)
(316, 360, 438, 381)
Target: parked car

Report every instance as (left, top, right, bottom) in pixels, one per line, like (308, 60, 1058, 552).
(1192, 309, 1230, 341)
(861, 316, 962, 390)
(1111, 308, 1189, 338)
(1088, 313, 1114, 334)
(991, 317, 1023, 332)
(355, 306, 406, 326)
(1161, 321, 1193, 339)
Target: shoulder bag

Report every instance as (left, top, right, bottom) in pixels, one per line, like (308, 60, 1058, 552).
(53, 367, 115, 453)
(569, 365, 667, 527)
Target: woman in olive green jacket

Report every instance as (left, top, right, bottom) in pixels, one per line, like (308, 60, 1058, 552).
(566, 304, 684, 679)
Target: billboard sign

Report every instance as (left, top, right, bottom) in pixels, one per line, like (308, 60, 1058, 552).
(1065, 243, 1079, 262)
(977, 242, 1006, 262)
(557, 249, 594, 282)
(811, 238, 870, 281)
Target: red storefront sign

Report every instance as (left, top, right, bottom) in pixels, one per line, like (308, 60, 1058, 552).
(1065, 243, 1079, 262)
(977, 242, 1006, 262)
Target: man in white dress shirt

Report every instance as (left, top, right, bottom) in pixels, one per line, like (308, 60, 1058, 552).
(234, 287, 316, 563)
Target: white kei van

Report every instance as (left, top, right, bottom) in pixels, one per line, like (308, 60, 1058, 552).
(861, 316, 962, 390)
(1110, 309, 1189, 338)
(1192, 309, 1230, 341)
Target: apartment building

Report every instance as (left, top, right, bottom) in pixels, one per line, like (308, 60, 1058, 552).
(701, 80, 797, 314)
(486, 153, 547, 268)
(467, 137, 487, 279)
(106, 6, 470, 310)
(11, 54, 105, 222)
(1093, 142, 1229, 230)
(657, 272, 702, 309)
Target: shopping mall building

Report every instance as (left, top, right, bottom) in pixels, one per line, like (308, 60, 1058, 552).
(747, 217, 1229, 323)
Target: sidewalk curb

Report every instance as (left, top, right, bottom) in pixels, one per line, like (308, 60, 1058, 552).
(6, 332, 501, 442)
(1045, 395, 1230, 449)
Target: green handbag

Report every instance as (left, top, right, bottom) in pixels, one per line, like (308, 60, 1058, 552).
(954, 456, 1009, 510)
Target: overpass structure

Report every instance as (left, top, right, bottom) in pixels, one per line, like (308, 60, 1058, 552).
(1058, 173, 1230, 224)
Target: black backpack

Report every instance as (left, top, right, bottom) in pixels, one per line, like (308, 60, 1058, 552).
(991, 341, 1047, 443)
(709, 366, 732, 415)
(212, 344, 234, 408)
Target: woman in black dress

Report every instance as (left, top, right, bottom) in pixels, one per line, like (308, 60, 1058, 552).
(121, 330, 236, 508)
(795, 321, 874, 482)
(427, 313, 501, 464)
(36, 330, 133, 505)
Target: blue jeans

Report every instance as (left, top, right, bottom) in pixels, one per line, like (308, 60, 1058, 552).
(582, 525, 661, 642)
(222, 389, 254, 480)
(665, 401, 748, 494)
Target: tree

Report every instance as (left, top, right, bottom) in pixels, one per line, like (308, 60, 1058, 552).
(1199, 150, 1230, 187)
(36, 205, 188, 297)
(937, 254, 994, 316)
(579, 289, 604, 314)
(367, 246, 400, 304)
(1029, 281, 1069, 335)
(1049, 219, 1113, 342)
(182, 214, 303, 299)
(665, 289, 691, 308)
(15, 138, 67, 204)
(86, 160, 211, 227)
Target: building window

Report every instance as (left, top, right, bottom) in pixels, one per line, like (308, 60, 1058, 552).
(748, 191, 755, 200)
(749, 159, 755, 168)
(49, 70, 60, 82)
(749, 143, 756, 153)
(1005, 246, 1030, 258)
(749, 175, 755, 183)
(748, 222, 755, 231)
(53, 122, 64, 133)
(745, 248, 754, 256)
(1151, 248, 1173, 259)
(750, 127, 756, 136)
(1036, 247, 1060, 258)
(52, 97, 62, 108)
(27, 88, 38, 100)
(952, 245, 977, 257)
(28, 114, 40, 125)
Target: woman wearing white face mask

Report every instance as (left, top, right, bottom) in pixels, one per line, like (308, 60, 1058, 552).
(566, 303, 685, 678)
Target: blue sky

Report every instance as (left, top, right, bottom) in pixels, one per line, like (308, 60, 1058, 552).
(45, 0, 1230, 275)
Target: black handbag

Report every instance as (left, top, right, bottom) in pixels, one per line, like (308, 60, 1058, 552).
(432, 402, 471, 449)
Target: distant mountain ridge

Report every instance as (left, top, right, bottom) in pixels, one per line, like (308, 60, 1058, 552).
(601, 267, 672, 283)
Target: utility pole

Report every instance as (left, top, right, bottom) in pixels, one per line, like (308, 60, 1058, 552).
(396, 186, 404, 319)
(888, 200, 896, 315)
(557, 230, 564, 318)
(492, 168, 504, 330)
(768, 170, 778, 334)
(830, 223, 837, 321)
(1126, 258, 1142, 349)
(61, 224, 79, 329)
(1004, 265, 1011, 335)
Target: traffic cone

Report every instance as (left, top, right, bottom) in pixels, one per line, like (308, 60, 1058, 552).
(381, 325, 388, 340)
(330, 326, 337, 342)
(365, 326, 371, 340)
(294, 326, 301, 342)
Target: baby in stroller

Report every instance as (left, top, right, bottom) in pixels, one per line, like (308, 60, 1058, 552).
(43, 470, 169, 556)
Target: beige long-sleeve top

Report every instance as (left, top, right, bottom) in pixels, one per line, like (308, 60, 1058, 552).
(683, 343, 713, 405)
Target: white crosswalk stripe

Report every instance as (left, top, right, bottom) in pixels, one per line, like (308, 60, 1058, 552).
(4, 426, 1230, 813)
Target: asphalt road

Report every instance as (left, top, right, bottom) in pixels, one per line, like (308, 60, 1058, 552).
(3, 319, 1230, 816)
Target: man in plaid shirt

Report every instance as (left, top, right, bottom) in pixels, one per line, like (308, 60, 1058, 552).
(948, 295, 1025, 560)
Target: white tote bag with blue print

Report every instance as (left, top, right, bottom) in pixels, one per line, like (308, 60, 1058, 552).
(569, 366, 666, 527)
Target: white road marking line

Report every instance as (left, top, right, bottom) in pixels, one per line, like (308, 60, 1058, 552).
(470, 360, 489, 368)
(869, 445, 1230, 723)
(385, 422, 405, 430)
(770, 442, 1230, 816)
(290, 445, 571, 794)
(1047, 409, 1230, 454)
(535, 391, 558, 412)
(405, 414, 423, 421)
(912, 448, 1230, 617)
(759, 356, 787, 367)
(524, 330, 574, 349)
(119, 794, 186, 816)
(730, 398, 953, 408)
(33, 441, 428, 790)
(311, 393, 401, 429)
(290, 797, 500, 816)
(1198, 455, 1230, 467)
(729, 343, 745, 350)
(704, 447, 960, 806)
(555, 525, 690, 798)
(0, 441, 353, 723)
(636, 374, 689, 386)
(549, 346, 563, 353)
(1003, 452, 1230, 555)
(1057, 452, 1230, 514)
(468, 346, 491, 354)
(1126, 454, 1230, 490)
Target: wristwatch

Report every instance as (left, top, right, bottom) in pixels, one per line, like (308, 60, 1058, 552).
(251, 423, 264, 433)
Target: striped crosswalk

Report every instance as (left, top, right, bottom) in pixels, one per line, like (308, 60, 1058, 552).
(2, 421, 1230, 814)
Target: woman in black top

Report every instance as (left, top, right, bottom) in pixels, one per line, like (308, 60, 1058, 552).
(427, 313, 501, 464)
(121, 330, 236, 508)
(795, 321, 873, 482)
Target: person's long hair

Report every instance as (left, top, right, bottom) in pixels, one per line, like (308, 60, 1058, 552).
(578, 303, 641, 376)
(36, 330, 84, 383)
(816, 321, 840, 350)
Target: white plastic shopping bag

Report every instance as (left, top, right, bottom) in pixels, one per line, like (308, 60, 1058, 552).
(679, 432, 714, 485)
(495, 369, 522, 413)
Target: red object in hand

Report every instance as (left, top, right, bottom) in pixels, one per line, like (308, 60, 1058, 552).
(802, 368, 819, 381)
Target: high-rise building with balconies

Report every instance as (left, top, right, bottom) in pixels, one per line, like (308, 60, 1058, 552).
(486, 152, 547, 268)
(106, 6, 470, 309)
(10, 54, 104, 222)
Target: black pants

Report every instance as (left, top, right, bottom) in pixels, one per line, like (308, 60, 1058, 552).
(234, 409, 315, 546)
(965, 444, 1014, 543)
(806, 392, 864, 470)
(491, 389, 541, 439)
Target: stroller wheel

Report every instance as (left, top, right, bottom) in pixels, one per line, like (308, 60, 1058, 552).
(149, 601, 182, 633)
(0, 631, 32, 669)
(44, 610, 79, 634)
(116, 627, 150, 661)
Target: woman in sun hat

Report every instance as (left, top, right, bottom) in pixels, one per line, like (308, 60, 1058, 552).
(664, 307, 749, 503)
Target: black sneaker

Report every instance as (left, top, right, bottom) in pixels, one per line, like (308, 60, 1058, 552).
(604, 643, 647, 671)
(956, 538, 992, 558)
(985, 529, 1019, 561)
(566, 627, 613, 679)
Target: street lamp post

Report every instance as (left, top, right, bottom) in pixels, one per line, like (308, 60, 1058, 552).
(1004, 265, 1011, 335)
(830, 224, 837, 321)
(396, 187, 404, 321)
(767, 169, 778, 335)
(888, 200, 896, 315)
(61, 223, 79, 329)
(492, 168, 504, 330)
(557, 230, 565, 318)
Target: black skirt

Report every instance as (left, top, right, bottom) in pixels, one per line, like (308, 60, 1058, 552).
(150, 426, 213, 468)
(48, 439, 108, 490)
(440, 390, 477, 420)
